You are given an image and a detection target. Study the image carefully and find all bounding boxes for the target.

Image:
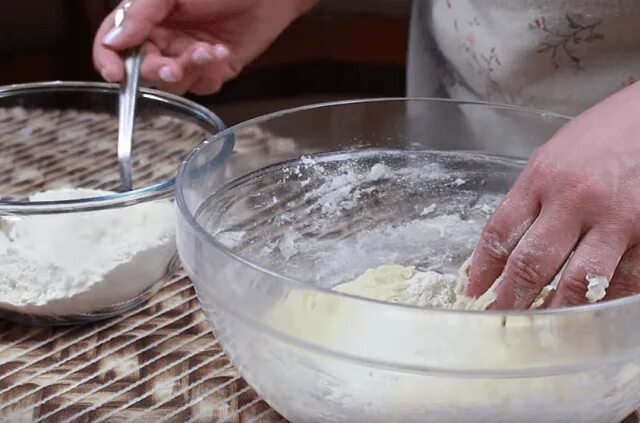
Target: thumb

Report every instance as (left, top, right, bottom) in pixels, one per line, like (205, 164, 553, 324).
(102, 0, 176, 50)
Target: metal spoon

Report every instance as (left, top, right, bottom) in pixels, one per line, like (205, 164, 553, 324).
(115, 1, 143, 192)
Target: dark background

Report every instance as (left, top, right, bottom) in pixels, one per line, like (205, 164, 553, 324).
(0, 0, 411, 124)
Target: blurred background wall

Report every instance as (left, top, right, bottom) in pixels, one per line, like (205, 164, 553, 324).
(0, 0, 411, 124)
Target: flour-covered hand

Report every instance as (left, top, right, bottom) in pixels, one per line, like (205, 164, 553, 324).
(93, 0, 316, 95)
(465, 81, 640, 309)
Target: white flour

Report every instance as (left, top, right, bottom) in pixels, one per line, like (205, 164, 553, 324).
(0, 188, 176, 316)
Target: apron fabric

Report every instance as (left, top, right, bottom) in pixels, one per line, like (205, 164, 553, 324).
(406, 0, 640, 156)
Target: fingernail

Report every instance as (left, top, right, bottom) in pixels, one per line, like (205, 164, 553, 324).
(103, 26, 123, 46)
(100, 68, 116, 82)
(213, 44, 230, 60)
(159, 66, 177, 83)
(192, 47, 214, 65)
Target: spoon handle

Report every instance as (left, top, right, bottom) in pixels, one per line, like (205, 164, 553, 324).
(115, 2, 142, 192)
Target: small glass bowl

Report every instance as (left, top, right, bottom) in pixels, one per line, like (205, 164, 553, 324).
(0, 81, 230, 325)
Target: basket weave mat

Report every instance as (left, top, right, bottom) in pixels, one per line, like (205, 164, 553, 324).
(0, 276, 284, 422)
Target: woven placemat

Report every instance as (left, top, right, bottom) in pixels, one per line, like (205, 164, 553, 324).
(0, 275, 284, 422)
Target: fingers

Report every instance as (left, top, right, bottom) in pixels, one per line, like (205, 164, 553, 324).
(189, 74, 224, 96)
(604, 245, 640, 301)
(93, 0, 234, 94)
(102, 0, 175, 50)
(144, 40, 232, 95)
(139, 42, 184, 85)
(489, 205, 582, 310)
(93, 3, 129, 81)
(94, 0, 174, 82)
(98, 27, 231, 95)
(549, 225, 628, 307)
(465, 174, 540, 297)
(189, 44, 232, 95)
(93, 41, 125, 83)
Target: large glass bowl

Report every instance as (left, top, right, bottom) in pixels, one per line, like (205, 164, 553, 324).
(0, 81, 230, 325)
(177, 98, 640, 422)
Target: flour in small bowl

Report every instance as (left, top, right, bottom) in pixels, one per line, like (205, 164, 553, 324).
(0, 188, 176, 316)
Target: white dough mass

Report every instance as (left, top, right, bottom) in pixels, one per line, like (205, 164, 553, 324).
(332, 264, 457, 308)
(332, 262, 501, 311)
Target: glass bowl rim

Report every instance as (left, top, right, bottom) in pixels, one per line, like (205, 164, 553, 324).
(0, 80, 228, 214)
(176, 97, 640, 317)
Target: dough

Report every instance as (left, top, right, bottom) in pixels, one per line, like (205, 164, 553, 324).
(333, 261, 500, 311)
(330, 259, 503, 311)
(585, 275, 609, 303)
(333, 264, 457, 308)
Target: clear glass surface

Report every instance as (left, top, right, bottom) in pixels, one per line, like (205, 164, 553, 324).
(177, 98, 640, 422)
(0, 81, 229, 325)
